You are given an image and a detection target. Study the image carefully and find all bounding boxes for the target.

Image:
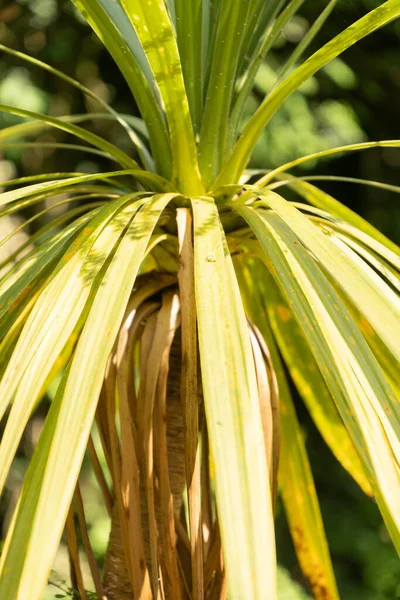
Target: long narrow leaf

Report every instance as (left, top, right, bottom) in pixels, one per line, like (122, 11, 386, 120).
(271, 0, 338, 92)
(0, 104, 138, 170)
(0, 193, 176, 600)
(254, 190, 400, 374)
(230, 0, 305, 139)
(216, 0, 400, 186)
(266, 172, 400, 255)
(271, 174, 400, 196)
(0, 197, 144, 503)
(234, 203, 400, 551)
(72, 0, 171, 176)
(235, 257, 339, 600)
(174, 0, 203, 132)
(0, 171, 172, 211)
(0, 211, 97, 337)
(120, 0, 203, 194)
(191, 196, 276, 599)
(198, 1, 252, 185)
(0, 43, 154, 171)
(258, 140, 400, 187)
(256, 262, 372, 495)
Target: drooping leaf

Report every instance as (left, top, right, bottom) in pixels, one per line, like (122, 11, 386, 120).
(234, 257, 339, 600)
(0, 104, 138, 170)
(266, 172, 400, 255)
(191, 196, 276, 599)
(0, 210, 98, 338)
(0, 43, 154, 171)
(233, 202, 400, 551)
(0, 196, 144, 499)
(253, 259, 372, 496)
(0, 193, 176, 600)
(254, 190, 400, 372)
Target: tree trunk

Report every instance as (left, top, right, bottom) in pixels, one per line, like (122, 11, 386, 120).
(103, 333, 186, 600)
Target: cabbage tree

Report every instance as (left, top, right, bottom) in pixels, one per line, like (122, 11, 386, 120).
(0, 1, 400, 599)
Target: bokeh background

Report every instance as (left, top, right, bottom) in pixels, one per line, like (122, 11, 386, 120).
(0, 0, 399, 598)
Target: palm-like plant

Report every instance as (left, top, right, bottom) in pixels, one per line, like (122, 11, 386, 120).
(1, 1, 400, 599)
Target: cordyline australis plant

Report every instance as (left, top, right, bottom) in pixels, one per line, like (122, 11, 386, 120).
(0, 0, 400, 599)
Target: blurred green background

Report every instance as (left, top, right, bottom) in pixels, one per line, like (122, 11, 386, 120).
(0, 0, 399, 598)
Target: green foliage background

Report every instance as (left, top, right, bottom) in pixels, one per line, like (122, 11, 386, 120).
(0, 0, 399, 598)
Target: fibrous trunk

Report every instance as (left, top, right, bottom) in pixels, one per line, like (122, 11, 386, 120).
(100, 280, 189, 600)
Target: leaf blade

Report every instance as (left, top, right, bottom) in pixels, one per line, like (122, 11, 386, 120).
(0, 103, 137, 169)
(191, 196, 276, 599)
(235, 257, 339, 600)
(216, 0, 400, 185)
(120, 0, 203, 194)
(72, 0, 172, 176)
(233, 203, 400, 551)
(0, 193, 176, 600)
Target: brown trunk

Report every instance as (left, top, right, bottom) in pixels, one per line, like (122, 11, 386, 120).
(103, 503, 133, 600)
(103, 333, 186, 600)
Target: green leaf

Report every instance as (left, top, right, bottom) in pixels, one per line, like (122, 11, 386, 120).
(174, 0, 203, 132)
(234, 234, 375, 497)
(191, 196, 276, 599)
(0, 193, 176, 600)
(254, 190, 400, 374)
(314, 232, 400, 395)
(236, 0, 285, 81)
(1, 141, 111, 160)
(216, 0, 400, 186)
(0, 111, 144, 148)
(323, 226, 400, 293)
(0, 104, 138, 170)
(271, 174, 400, 197)
(0, 172, 82, 188)
(234, 203, 400, 551)
(198, 0, 253, 186)
(120, 0, 204, 194)
(230, 0, 304, 140)
(257, 140, 400, 187)
(0, 173, 118, 208)
(0, 202, 104, 284)
(268, 173, 400, 255)
(234, 257, 339, 600)
(0, 43, 154, 171)
(0, 210, 96, 338)
(271, 0, 338, 92)
(0, 197, 144, 500)
(276, 201, 400, 274)
(259, 264, 372, 496)
(72, 0, 171, 177)
(0, 197, 96, 255)
(0, 171, 173, 212)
